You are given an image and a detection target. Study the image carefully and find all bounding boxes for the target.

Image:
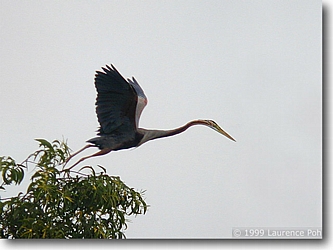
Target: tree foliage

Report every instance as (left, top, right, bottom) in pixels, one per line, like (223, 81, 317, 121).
(0, 139, 148, 239)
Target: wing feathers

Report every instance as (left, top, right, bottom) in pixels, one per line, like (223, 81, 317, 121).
(94, 65, 147, 135)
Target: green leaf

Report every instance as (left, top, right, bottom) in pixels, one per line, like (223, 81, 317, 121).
(35, 138, 53, 149)
(96, 165, 107, 173)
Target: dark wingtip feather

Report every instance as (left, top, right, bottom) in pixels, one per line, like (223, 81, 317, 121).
(110, 64, 121, 75)
(100, 67, 108, 74)
(105, 64, 112, 71)
(96, 64, 120, 76)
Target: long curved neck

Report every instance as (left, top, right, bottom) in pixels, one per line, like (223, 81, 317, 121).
(137, 120, 206, 146)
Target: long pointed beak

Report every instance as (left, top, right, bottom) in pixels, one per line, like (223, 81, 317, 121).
(216, 126, 236, 142)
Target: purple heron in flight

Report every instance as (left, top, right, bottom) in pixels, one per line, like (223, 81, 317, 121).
(66, 65, 235, 168)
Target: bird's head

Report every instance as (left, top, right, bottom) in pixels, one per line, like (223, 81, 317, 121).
(202, 119, 236, 142)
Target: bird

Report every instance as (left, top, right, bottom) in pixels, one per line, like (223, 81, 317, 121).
(65, 64, 235, 169)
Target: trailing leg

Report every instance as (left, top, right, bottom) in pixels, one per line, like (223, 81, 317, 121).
(64, 144, 93, 166)
(67, 148, 112, 170)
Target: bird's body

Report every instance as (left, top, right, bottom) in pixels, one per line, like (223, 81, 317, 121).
(87, 132, 143, 151)
(66, 65, 235, 169)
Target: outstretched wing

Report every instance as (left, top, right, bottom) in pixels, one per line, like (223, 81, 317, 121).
(127, 77, 148, 128)
(94, 64, 140, 135)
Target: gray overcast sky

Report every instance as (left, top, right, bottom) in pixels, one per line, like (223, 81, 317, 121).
(0, 0, 321, 239)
